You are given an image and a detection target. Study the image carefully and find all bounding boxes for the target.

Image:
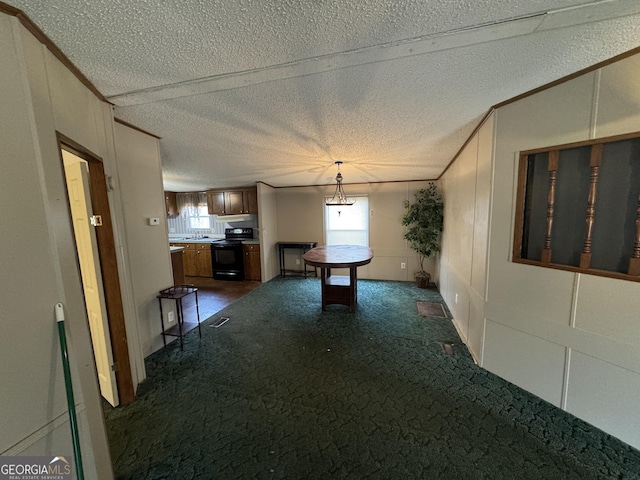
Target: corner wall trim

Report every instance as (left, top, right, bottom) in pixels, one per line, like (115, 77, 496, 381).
(0, 1, 106, 102)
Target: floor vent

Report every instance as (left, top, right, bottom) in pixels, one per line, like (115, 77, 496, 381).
(440, 342, 456, 357)
(417, 301, 448, 318)
(210, 316, 229, 328)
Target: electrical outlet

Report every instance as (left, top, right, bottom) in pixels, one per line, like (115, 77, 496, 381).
(401, 262, 406, 269)
(295, 258, 301, 265)
(455, 294, 459, 304)
(167, 311, 175, 324)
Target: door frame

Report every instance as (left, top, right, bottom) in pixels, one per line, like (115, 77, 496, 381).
(57, 132, 135, 405)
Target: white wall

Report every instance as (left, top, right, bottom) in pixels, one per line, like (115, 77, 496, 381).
(0, 10, 170, 475)
(114, 122, 174, 356)
(440, 115, 494, 362)
(439, 51, 640, 449)
(274, 180, 435, 281)
(257, 182, 279, 281)
(0, 13, 116, 478)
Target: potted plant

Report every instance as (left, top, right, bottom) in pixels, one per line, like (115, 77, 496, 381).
(401, 183, 444, 288)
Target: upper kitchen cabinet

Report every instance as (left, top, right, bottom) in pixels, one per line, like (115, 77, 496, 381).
(226, 189, 258, 214)
(165, 191, 179, 216)
(206, 190, 225, 215)
(207, 187, 257, 215)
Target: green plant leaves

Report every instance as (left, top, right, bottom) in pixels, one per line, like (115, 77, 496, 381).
(402, 183, 443, 272)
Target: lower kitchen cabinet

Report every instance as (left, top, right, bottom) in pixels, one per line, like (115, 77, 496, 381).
(243, 244, 261, 281)
(171, 243, 212, 277)
(170, 249, 185, 284)
(196, 244, 212, 277)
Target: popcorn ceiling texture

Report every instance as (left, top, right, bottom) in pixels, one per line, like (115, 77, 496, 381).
(6, 0, 640, 190)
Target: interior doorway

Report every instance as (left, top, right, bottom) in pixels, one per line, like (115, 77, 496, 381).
(62, 151, 119, 406)
(58, 133, 135, 405)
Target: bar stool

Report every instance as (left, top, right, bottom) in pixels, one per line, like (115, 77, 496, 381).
(157, 284, 201, 350)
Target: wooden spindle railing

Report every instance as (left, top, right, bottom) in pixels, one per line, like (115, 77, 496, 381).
(628, 194, 640, 276)
(580, 144, 602, 269)
(541, 151, 558, 264)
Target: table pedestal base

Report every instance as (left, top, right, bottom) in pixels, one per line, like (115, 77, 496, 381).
(321, 268, 357, 312)
(303, 245, 373, 313)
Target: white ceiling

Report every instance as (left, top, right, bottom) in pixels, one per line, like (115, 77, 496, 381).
(7, 0, 640, 191)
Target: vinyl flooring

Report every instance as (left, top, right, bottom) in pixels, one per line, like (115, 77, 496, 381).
(183, 276, 261, 320)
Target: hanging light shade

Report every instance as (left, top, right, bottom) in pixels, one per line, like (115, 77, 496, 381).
(326, 161, 355, 206)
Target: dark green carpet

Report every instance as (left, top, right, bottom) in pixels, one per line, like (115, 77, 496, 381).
(104, 278, 640, 479)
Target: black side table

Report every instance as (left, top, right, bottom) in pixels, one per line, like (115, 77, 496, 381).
(157, 284, 201, 350)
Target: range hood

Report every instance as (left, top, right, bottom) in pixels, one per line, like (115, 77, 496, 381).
(215, 214, 253, 223)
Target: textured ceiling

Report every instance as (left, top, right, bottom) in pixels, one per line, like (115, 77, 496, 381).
(6, 0, 640, 190)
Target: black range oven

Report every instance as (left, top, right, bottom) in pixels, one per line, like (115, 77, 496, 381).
(211, 228, 253, 280)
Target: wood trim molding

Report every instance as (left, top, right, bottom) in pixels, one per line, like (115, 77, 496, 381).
(254, 178, 439, 190)
(512, 154, 529, 261)
(513, 257, 640, 283)
(0, 2, 106, 102)
(57, 132, 135, 405)
(439, 46, 640, 181)
(520, 130, 640, 157)
(437, 109, 495, 180)
(114, 117, 161, 139)
(492, 46, 640, 111)
(512, 133, 640, 283)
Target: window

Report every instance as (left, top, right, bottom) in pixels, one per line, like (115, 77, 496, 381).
(188, 205, 211, 230)
(513, 132, 640, 281)
(324, 196, 369, 246)
(177, 192, 211, 230)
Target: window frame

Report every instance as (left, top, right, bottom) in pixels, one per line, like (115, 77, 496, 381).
(323, 195, 370, 247)
(512, 130, 640, 283)
(187, 207, 211, 230)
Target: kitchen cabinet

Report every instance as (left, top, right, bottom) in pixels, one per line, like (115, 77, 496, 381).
(207, 187, 257, 215)
(171, 243, 196, 276)
(171, 243, 212, 277)
(165, 191, 179, 216)
(195, 244, 213, 277)
(206, 190, 225, 215)
(170, 248, 185, 284)
(243, 244, 261, 281)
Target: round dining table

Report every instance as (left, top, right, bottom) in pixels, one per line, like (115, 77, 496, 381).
(303, 245, 374, 312)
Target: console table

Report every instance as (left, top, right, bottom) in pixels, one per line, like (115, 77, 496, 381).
(303, 245, 374, 312)
(277, 241, 318, 277)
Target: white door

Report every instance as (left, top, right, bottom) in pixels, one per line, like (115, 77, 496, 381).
(63, 151, 119, 406)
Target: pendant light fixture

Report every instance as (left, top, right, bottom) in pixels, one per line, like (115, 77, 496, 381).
(325, 161, 355, 206)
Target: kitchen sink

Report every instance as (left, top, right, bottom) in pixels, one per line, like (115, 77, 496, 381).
(170, 236, 214, 241)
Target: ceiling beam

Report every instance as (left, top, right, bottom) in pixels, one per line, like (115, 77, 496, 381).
(108, 0, 640, 108)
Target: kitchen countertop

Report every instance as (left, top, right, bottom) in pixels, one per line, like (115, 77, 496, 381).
(170, 239, 218, 244)
(169, 238, 259, 245)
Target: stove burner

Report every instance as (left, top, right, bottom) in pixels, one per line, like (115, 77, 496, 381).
(212, 239, 242, 246)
